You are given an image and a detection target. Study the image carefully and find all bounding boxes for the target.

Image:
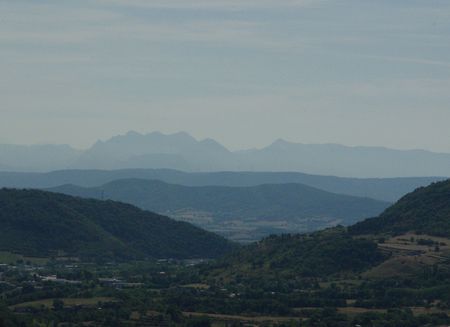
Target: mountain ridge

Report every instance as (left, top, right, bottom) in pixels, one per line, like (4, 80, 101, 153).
(0, 168, 443, 202)
(2, 131, 450, 177)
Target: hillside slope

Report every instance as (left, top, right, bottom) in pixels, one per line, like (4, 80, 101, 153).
(208, 179, 450, 284)
(48, 179, 390, 241)
(209, 227, 384, 280)
(198, 183, 450, 322)
(0, 189, 233, 260)
(350, 179, 450, 237)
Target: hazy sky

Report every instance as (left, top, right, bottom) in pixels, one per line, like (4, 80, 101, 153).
(1, 0, 450, 151)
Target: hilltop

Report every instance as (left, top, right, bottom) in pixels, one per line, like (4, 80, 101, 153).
(0, 188, 234, 260)
(350, 179, 450, 237)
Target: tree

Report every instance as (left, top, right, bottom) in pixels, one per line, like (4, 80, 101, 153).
(52, 299, 64, 311)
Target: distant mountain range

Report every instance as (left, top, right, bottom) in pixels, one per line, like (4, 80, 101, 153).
(1, 131, 450, 178)
(74, 131, 232, 171)
(0, 188, 233, 260)
(0, 169, 442, 202)
(48, 179, 390, 242)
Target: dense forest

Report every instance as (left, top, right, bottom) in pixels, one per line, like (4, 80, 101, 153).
(0, 189, 234, 260)
(208, 227, 384, 280)
(350, 179, 450, 237)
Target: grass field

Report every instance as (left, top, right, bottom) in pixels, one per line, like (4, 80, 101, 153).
(337, 307, 387, 315)
(0, 251, 48, 265)
(380, 233, 450, 253)
(181, 283, 210, 290)
(363, 233, 450, 279)
(183, 312, 304, 324)
(10, 297, 116, 309)
(410, 307, 450, 316)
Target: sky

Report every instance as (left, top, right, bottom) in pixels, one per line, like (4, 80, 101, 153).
(1, 0, 450, 152)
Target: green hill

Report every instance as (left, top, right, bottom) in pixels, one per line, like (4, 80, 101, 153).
(350, 179, 450, 237)
(48, 179, 389, 242)
(206, 227, 385, 281)
(194, 181, 450, 325)
(0, 188, 234, 260)
(207, 180, 450, 282)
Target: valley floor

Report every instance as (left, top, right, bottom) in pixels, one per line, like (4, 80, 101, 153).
(1, 232, 450, 326)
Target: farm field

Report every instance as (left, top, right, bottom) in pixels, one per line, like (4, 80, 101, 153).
(10, 297, 117, 310)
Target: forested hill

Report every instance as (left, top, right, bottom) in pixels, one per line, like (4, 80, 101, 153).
(207, 227, 384, 280)
(206, 180, 450, 283)
(0, 189, 234, 260)
(48, 179, 390, 239)
(350, 179, 450, 237)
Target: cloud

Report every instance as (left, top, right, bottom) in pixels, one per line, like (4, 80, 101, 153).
(94, 0, 324, 10)
(0, 1, 310, 52)
(363, 55, 450, 69)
